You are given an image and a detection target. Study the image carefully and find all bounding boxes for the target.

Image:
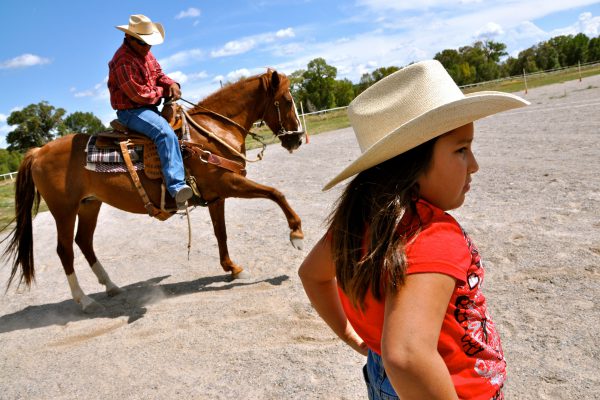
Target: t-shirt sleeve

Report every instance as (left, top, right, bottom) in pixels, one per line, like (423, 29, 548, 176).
(404, 218, 471, 285)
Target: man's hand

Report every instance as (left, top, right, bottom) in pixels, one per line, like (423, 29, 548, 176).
(167, 83, 181, 101)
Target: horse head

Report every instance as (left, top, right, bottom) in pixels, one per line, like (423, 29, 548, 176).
(260, 70, 305, 153)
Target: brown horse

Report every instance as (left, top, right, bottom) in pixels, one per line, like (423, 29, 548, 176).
(2, 69, 305, 312)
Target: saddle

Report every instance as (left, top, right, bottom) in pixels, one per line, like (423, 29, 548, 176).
(88, 103, 246, 221)
(88, 104, 192, 220)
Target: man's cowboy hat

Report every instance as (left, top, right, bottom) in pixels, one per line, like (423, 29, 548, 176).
(116, 14, 165, 46)
(322, 60, 530, 191)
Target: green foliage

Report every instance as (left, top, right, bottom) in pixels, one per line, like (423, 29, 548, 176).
(355, 66, 400, 95)
(6, 101, 66, 151)
(4, 101, 107, 154)
(301, 58, 338, 111)
(332, 79, 355, 107)
(59, 111, 107, 135)
(0, 150, 23, 174)
(435, 40, 506, 85)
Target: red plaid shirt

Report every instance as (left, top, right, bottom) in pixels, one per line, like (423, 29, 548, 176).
(108, 41, 176, 110)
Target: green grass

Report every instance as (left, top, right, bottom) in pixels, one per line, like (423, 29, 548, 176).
(0, 180, 17, 228)
(0, 180, 48, 229)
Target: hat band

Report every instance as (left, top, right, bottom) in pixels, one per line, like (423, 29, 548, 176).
(129, 23, 155, 35)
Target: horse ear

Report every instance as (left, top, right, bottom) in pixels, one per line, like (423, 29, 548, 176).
(271, 70, 280, 91)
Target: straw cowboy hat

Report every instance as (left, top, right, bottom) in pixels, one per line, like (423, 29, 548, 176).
(323, 60, 530, 191)
(116, 14, 165, 45)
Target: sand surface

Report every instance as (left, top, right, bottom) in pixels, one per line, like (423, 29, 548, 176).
(1, 77, 599, 399)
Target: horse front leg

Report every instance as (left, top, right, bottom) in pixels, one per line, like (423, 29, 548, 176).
(208, 198, 250, 279)
(224, 175, 304, 250)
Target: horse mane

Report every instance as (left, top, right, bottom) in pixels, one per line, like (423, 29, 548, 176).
(190, 69, 289, 115)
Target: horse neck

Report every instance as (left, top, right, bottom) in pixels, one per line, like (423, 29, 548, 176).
(199, 79, 269, 132)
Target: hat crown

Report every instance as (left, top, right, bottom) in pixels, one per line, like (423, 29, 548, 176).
(349, 60, 464, 152)
(127, 14, 156, 35)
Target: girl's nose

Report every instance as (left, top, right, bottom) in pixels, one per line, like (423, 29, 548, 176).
(468, 151, 479, 174)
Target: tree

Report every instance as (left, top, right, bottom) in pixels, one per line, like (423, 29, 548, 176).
(0, 149, 23, 174)
(371, 66, 401, 82)
(567, 33, 590, 65)
(332, 79, 355, 107)
(354, 66, 400, 95)
(288, 69, 307, 108)
(535, 41, 561, 71)
(301, 58, 337, 110)
(588, 37, 600, 62)
(6, 101, 66, 151)
(59, 111, 106, 135)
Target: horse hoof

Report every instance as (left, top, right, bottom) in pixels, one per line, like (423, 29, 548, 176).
(107, 286, 124, 297)
(81, 300, 105, 314)
(232, 270, 252, 280)
(290, 237, 304, 250)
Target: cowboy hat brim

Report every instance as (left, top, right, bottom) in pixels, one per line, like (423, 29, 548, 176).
(322, 91, 530, 191)
(116, 22, 165, 45)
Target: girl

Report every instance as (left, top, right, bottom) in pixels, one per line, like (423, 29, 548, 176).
(298, 60, 528, 400)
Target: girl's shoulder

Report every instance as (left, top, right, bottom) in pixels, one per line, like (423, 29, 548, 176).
(403, 200, 472, 283)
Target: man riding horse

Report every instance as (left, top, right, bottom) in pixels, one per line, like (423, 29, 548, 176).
(108, 14, 193, 209)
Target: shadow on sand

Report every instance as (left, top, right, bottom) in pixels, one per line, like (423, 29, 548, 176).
(0, 273, 289, 334)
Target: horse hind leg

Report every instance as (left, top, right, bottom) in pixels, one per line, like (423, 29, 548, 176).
(53, 207, 104, 313)
(75, 199, 122, 297)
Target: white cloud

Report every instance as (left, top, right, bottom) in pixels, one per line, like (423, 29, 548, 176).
(0, 113, 6, 123)
(227, 68, 252, 81)
(211, 39, 257, 58)
(71, 77, 109, 100)
(175, 8, 201, 19)
(552, 11, 600, 37)
(159, 49, 204, 70)
(476, 22, 505, 39)
(167, 70, 208, 84)
(211, 28, 296, 58)
(276, 28, 295, 38)
(355, 0, 452, 12)
(0, 53, 51, 69)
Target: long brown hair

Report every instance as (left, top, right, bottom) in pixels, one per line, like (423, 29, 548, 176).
(328, 138, 437, 309)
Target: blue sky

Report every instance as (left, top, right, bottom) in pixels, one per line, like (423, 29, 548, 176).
(1, 0, 600, 148)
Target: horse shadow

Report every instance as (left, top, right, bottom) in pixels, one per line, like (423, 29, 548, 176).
(0, 273, 289, 334)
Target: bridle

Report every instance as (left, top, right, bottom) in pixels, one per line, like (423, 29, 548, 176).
(272, 95, 305, 140)
(179, 88, 305, 146)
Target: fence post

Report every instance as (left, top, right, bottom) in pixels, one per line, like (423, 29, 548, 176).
(523, 69, 528, 94)
(300, 102, 309, 144)
(578, 61, 582, 82)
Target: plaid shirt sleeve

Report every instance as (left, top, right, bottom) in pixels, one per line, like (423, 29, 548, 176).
(153, 56, 176, 90)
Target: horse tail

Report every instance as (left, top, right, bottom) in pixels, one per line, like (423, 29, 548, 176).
(2, 148, 41, 290)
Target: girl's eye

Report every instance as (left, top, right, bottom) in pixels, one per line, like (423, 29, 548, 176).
(457, 147, 467, 154)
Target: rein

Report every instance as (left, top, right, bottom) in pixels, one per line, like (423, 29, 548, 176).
(181, 108, 266, 163)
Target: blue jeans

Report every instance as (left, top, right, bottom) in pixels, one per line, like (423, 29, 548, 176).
(117, 106, 187, 197)
(364, 350, 399, 400)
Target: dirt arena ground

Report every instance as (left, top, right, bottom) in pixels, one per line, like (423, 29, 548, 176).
(1, 76, 599, 399)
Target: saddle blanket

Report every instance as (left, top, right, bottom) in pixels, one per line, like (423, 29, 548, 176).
(85, 135, 144, 173)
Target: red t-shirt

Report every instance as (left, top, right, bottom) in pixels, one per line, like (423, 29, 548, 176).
(108, 41, 176, 110)
(337, 200, 505, 400)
